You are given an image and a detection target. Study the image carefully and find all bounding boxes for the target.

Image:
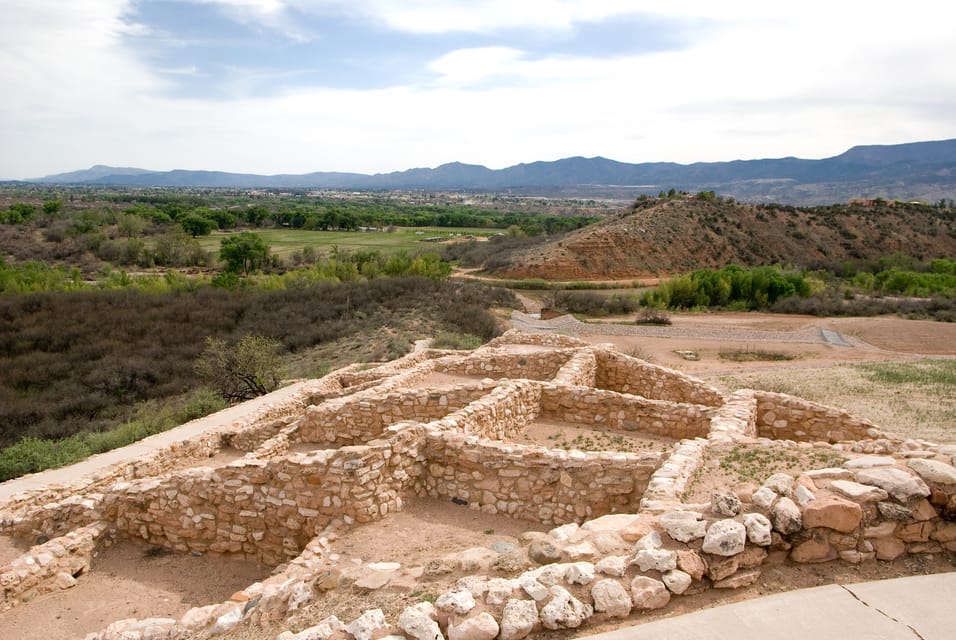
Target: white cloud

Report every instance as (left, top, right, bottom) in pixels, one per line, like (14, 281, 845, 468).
(2, 0, 956, 178)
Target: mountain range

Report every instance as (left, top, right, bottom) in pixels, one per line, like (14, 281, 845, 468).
(28, 138, 956, 205)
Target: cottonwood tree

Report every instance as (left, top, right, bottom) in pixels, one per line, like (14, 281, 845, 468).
(220, 232, 270, 274)
(194, 335, 285, 402)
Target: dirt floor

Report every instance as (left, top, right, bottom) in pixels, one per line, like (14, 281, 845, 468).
(0, 535, 31, 566)
(512, 418, 675, 454)
(0, 541, 272, 640)
(419, 372, 490, 388)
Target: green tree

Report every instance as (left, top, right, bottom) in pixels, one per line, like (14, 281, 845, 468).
(220, 232, 270, 274)
(180, 213, 214, 237)
(194, 335, 285, 402)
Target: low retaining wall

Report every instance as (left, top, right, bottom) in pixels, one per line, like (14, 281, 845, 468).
(0, 521, 108, 612)
(595, 349, 725, 406)
(539, 384, 715, 440)
(437, 349, 574, 381)
(432, 380, 541, 440)
(753, 391, 887, 443)
(295, 381, 495, 446)
(417, 429, 662, 525)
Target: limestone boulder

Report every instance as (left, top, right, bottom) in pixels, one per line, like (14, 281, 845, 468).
(346, 609, 388, 640)
(762, 473, 795, 497)
(448, 613, 499, 640)
(856, 468, 930, 502)
(539, 585, 593, 630)
(595, 555, 628, 577)
(830, 480, 889, 503)
(770, 498, 802, 535)
(499, 599, 538, 640)
(590, 579, 632, 618)
(907, 459, 956, 485)
(436, 589, 476, 616)
(662, 570, 692, 595)
(565, 562, 595, 585)
(676, 550, 707, 581)
(399, 606, 444, 640)
(658, 511, 706, 543)
(743, 513, 773, 546)
(701, 520, 746, 556)
(629, 576, 670, 610)
(632, 548, 677, 572)
(713, 569, 760, 589)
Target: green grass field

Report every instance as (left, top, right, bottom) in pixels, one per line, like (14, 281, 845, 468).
(198, 227, 496, 259)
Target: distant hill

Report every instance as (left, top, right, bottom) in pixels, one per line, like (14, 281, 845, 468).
(31, 138, 956, 205)
(487, 198, 956, 279)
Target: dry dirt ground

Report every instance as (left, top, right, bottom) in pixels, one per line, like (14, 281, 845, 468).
(0, 540, 271, 640)
(3, 311, 955, 640)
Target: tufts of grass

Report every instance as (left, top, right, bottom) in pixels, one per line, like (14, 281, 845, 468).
(719, 349, 797, 362)
(431, 332, 485, 350)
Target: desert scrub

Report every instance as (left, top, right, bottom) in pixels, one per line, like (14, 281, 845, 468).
(431, 331, 485, 350)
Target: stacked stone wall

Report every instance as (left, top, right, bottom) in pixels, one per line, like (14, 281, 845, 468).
(437, 350, 573, 381)
(707, 390, 759, 444)
(538, 384, 714, 440)
(594, 350, 725, 406)
(104, 428, 424, 565)
(432, 380, 541, 440)
(486, 329, 588, 349)
(552, 348, 598, 387)
(295, 382, 494, 446)
(417, 430, 662, 525)
(752, 391, 887, 443)
(0, 521, 108, 612)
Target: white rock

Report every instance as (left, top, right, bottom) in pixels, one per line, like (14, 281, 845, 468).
(795, 485, 815, 507)
(347, 609, 388, 640)
(518, 575, 549, 602)
(632, 548, 677, 572)
(549, 523, 580, 542)
(563, 541, 598, 560)
(529, 563, 567, 586)
(539, 585, 593, 630)
(590, 579, 632, 618)
(856, 468, 930, 502)
(499, 599, 538, 640)
(448, 612, 499, 640)
(209, 605, 243, 636)
(762, 473, 794, 497)
(770, 497, 802, 535)
(485, 578, 517, 606)
(595, 555, 627, 577)
(844, 455, 896, 469)
(907, 459, 956, 485)
(658, 511, 706, 542)
(292, 616, 346, 640)
(565, 562, 595, 585)
(751, 486, 778, 510)
(399, 606, 444, 640)
(436, 589, 476, 616)
(633, 530, 663, 551)
(743, 513, 773, 546)
(456, 576, 488, 600)
(662, 570, 693, 595)
(830, 480, 889, 502)
(630, 576, 670, 610)
(701, 519, 746, 556)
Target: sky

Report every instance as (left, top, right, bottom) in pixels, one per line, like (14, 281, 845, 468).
(2, 1, 955, 179)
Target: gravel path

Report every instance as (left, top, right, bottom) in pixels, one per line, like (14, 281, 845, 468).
(510, 311, 861, 347)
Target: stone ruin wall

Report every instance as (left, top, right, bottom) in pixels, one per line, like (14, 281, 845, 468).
(538, 385, 714, 440)
(752, 390, 883, 443)
(594, 349, 725, 406)
(3, 332, 955, 639)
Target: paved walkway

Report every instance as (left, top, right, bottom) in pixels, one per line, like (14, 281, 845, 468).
(0, 381, 314, 504)
(510, 311, 859, 346)
(585, 572, 956, 640)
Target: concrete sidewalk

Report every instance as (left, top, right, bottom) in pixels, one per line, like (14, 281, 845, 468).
(0, 380, 314, 503)
(585, 572, 956, 640)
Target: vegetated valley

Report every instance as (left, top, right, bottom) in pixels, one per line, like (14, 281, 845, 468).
(2, 184, 956, 481)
